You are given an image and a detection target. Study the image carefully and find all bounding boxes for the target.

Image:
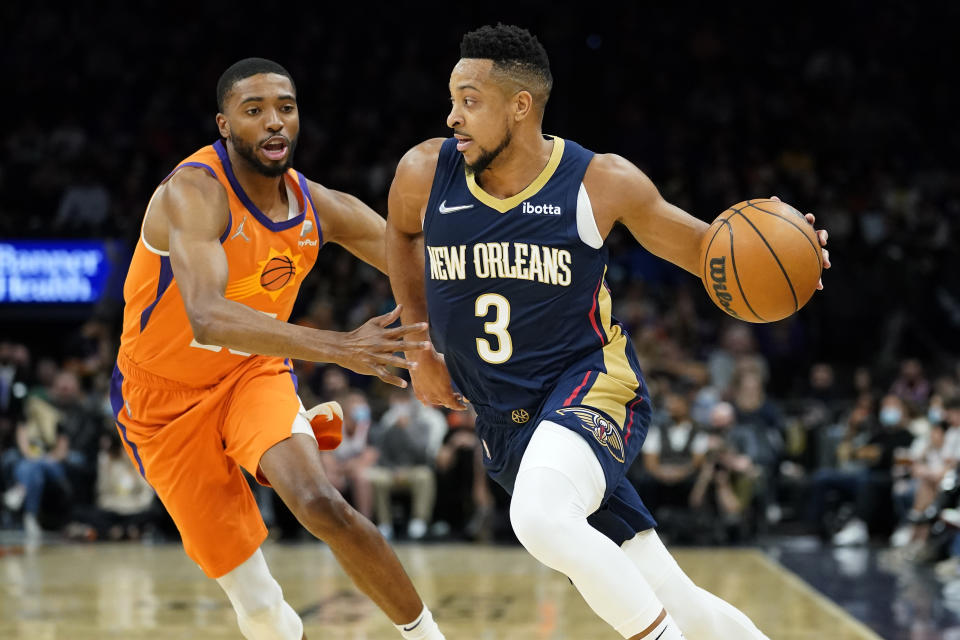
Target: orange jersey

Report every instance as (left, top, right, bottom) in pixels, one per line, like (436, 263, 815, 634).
(119, 140, 321, 385)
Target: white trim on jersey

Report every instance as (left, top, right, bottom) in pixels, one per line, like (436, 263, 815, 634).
(140, 190, 171, 257)
(576, 183, 603, 249)
(285, 182, 300, 220)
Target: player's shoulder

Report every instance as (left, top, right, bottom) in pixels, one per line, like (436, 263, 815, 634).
(585, 153, 655, 196)
(395, 137, 447, 183)
(159, 165, 228, 206)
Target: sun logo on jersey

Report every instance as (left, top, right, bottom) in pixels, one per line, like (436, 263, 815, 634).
(554, 407, 625, 463)
(225, 247, 303, 302)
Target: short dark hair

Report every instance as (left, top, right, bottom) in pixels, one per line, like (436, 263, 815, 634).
(460, 24, 553, 110)
(216, 57, 296, 112)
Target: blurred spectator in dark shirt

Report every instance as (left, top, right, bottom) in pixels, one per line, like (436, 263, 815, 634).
(890, 358, 932, 414)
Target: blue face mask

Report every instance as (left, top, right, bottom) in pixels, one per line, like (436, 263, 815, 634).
(351, 405, 371, 424)
(929, 407, 944, 424)
(880, 407, 902, 426)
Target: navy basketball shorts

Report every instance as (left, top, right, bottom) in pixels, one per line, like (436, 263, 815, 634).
(475, 368, 656, 544)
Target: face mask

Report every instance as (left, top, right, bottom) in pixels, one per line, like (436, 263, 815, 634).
(929, 407, 944, 424)
(351, 405, 371, 424)
(880, 407, 902, 426)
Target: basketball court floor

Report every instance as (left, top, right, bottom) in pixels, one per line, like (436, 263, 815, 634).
(0, 539, 897, 639)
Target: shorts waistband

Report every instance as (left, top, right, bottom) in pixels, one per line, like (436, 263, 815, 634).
(117, 350, 215, 391)
(474, 405, 539, 428)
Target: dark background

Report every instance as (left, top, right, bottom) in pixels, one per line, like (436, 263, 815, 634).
(2, 1, 959, 389)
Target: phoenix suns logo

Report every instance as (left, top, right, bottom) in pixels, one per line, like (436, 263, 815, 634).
(554, 407, 625, 463)
(225, 247, 302, 301)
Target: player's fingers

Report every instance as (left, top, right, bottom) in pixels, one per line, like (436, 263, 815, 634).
(385, 322, 429, 338)
(816, 228, 828, 246)
(769, 195, 781, 202)
(821, 248, 831, 269)
(371, 353, 417, 369)
(373, 305, 403, 327)
(375, 367, 408, 388)
(817, 278, 824, 291)
(383, 323, 429, 339)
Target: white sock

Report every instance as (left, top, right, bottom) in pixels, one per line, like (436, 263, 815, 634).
(643, 612, 685, 639)
(395, 605, 444, 640)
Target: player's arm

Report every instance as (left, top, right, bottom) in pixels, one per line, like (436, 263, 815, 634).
(309, 182, 388, 273)
(160, 169, 425, 386)
(585, 154, 708, 276)
(386, 139, 466, 410)
(586, 154, 830, 282)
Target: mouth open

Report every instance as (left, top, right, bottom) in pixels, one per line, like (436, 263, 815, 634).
(261, 137, 289, 161)
(454, 134, 472, 152)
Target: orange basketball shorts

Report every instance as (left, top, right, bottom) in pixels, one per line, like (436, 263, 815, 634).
(110, 351, 334, 578)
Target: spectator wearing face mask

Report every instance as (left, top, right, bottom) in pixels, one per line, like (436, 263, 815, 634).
(828, 394, 915, 545)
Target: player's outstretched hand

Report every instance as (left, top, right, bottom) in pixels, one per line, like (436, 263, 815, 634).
(770, 195, 831, 289)
(411, 345, 468, 411)
(338, 305, 430, 387)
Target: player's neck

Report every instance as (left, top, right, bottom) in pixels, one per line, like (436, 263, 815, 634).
(475, 131, 554, 200)
(227, 147, 290, 222)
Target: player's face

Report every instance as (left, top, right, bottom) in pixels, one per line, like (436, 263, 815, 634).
(218, 73, 299, 177)
(447, 59, 513, 174)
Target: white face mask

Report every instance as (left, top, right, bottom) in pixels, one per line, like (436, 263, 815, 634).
(880, 407, 902, 426)
(929, 407, 944, 424)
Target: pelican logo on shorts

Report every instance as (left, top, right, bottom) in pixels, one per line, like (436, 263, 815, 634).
(555, 407, 625, 463)
(511, 409, 530, 424)
(708, 257, 740, 319)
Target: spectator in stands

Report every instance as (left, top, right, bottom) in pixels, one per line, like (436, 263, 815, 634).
(318, 390, 376, 520)
(639, 391, 708, 517)
(731, 368, 786, 522)
(367, 390, 445, 540)
(2, 370, 91, 540)
(66, 434, 158, 541)
(433, 408, 491, 540)
(890, 358, 932, 414)
(689, 402, 760, 540)
(817, 394, 915, 545)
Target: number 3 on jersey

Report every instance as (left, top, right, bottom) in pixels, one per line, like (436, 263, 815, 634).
(475, 293, 513, 364)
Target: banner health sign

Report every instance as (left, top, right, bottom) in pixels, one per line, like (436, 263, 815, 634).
(0, 241, 113, 303)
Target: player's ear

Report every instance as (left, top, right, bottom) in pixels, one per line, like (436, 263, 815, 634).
(216, 113, 229, 139)
(514, 90, 534, 122)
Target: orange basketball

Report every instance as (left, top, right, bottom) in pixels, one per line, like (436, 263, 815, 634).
(700, 199, 822, 323)
(260, 255, 296, 291)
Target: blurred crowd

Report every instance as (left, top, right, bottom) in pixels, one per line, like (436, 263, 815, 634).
(2, 1, 959, 575)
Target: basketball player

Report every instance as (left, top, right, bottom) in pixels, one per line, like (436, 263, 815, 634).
(386, 25, 830, 640)
(113, 58, 445, 640)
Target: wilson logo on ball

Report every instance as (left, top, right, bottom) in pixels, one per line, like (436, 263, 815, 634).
(708, 257, 740, 319)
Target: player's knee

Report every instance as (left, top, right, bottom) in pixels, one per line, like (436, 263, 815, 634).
(218, 551, 302, 640)
(296, 484, 354, 537)
(510, 481, 577, 567)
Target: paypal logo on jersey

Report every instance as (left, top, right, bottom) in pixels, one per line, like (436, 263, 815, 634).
(522, 201, 561, 216)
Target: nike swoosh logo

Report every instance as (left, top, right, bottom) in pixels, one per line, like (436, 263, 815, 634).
(402, 618, 423, 632)
(438, 200, 474, 214)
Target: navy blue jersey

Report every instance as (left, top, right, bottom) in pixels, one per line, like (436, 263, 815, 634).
(424, 136, 645, 432)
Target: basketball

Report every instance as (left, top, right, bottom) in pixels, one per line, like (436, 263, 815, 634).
(260, 255, 296, 291)
(700, 198, 822, 323)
